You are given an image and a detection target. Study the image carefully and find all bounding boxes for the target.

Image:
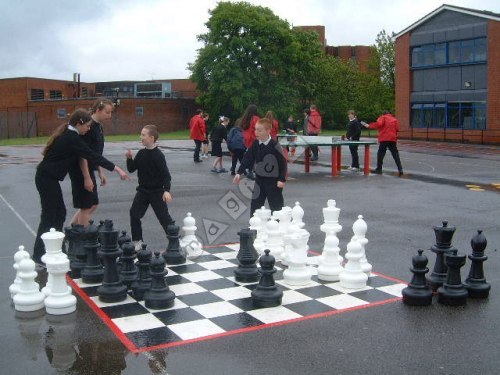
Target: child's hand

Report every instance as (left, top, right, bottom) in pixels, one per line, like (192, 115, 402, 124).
(232, 174, 241, 184)
(277, 181, 285, 188)
(126, 150, 133, 159)
(84, 176, 94, 192)
(163, 191, 173, 203)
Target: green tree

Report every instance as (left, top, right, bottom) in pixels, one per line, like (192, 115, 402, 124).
(188, 1, 323, 122)
(375, 29, 396, 91)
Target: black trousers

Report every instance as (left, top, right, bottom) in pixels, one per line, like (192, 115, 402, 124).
(377, 141, 403, 171)
(250, 177, 284, 217)
(307, 133, 319, 158)
(349, 145, 359, 168)
(230, 149, 245, 173)
(130, 189, 174, 241)
(193, 140, 202, 161)
(33, 170, 66, 262)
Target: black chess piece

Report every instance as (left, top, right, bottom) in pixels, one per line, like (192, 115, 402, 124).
(81, 220, 104, 284)
(131, 243, 152, 300)
(162, 224, 186, 265)
(144, 251, 176, 309)
(437, 249, 468, 306)
(119, 239, 138, 289)
(97, 220, 127, 303)
(234, 228, 259, 283)
(67, 224, 87, 279)
(251, 249, 283, 307)
(402, 249, 433, 306)
(117, 230, 131, 248)
(427, 221, 457, 291)
(464, 230, 490, 299)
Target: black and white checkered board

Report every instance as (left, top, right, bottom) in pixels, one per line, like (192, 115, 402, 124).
(69, 244, 406, 352)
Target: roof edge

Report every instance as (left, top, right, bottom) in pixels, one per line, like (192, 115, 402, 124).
(394, 4, 500, 39)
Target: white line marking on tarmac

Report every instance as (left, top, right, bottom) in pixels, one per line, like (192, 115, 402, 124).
(0, 192, 36, 237)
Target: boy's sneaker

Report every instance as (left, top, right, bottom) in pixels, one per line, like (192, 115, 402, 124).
(218, 168, 227, 173)
(210, 168, 218, 173)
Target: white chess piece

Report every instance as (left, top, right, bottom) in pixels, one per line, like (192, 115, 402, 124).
(13, 258, 46, 312)
(339, 238, 368, 289)
(250, 213, 266, 254)
(352, 215, 372, 276)
(317, 233, 344, 281)
(10, 245, 31, 299)
(291, 201, 305, 229)
(319, 200, 343, 264)
(180, 213, 202, 257)
(283, 230, 312, 286)
(41, 228, 70, 296)
(265, 218, 283, 259)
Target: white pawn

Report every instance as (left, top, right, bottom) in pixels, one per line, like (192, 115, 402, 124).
(317, 234, 344, 281)
(352, 215, 372, 276)
(265, 218, 283, 259)
(13, 258, 46, 312)
(291, 201, 305, 229)
(10, 245, 31, 299)
(180, 212, 202, 257)
(44, 253, 77, 315)
(283, 230, 312, 286)
(339, 239, 368, 289)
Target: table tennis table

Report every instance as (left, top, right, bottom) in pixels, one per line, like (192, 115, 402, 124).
(278, 135, 377, 177)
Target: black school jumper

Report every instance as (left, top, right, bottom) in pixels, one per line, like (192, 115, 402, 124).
(127, 147, 174, 241)
(33, 127, 115, 263)
(237, 138, 287, 216)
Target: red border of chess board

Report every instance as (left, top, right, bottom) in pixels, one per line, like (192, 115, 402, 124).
(67, 243, 407, 353)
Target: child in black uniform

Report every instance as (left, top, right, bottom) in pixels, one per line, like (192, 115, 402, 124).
(126, 125, 174, 250)
(210, 116, 229, 173)
(233, 118, 287, 216)
(33, 109, 129, 266)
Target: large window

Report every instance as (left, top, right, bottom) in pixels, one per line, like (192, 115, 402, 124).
(411, 102, 486, 129)
(411, 38, 487, 68)
(50, 90, 62, 99)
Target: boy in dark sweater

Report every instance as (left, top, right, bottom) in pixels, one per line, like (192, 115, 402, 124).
(233, 118, 287, 216)
(126, 125, 174, 250)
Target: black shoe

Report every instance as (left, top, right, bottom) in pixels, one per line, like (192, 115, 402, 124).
(310, 156, 318, 161)
(246, 173, 255, 180)
(398, 170, 404, 176)
(373, 169, 382, 174)
(231, 170, 236, 176)
(194, 159, 203, 163)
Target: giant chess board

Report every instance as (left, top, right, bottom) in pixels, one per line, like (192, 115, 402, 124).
(68, 243, 406, 353)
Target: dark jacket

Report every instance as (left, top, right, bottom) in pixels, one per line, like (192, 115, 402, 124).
(346, 118, 362, 141)
(238, 138, 287, 182)
(37, 128, 115, 181)
(126, 146, 171, 192)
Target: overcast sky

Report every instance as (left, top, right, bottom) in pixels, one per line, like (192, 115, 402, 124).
(1, 0, 498, 82)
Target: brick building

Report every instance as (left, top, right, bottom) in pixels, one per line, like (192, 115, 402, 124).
(0, 77, 198, 139)
(395, 4, 500, 144)
(295, 25, 373, 71)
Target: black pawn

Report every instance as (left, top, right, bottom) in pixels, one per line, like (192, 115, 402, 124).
(234, 228, 259, 283)
(437, 249, 468, 306)
(117, 230, 131, 248)
(427, 221, 457, 291)
(402, 249, 433, 306)
(251, 249, 283, 307)
(119, 239, 138, 289)
(67, 224, 87, 279)
(144, 251, 176, 309)
(162, 224, 186, 265)
(81, 220, 104, 284)
(97, 220, 127, 303)
(464, 230, 490, 298)
(131, 243, 152, 300)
